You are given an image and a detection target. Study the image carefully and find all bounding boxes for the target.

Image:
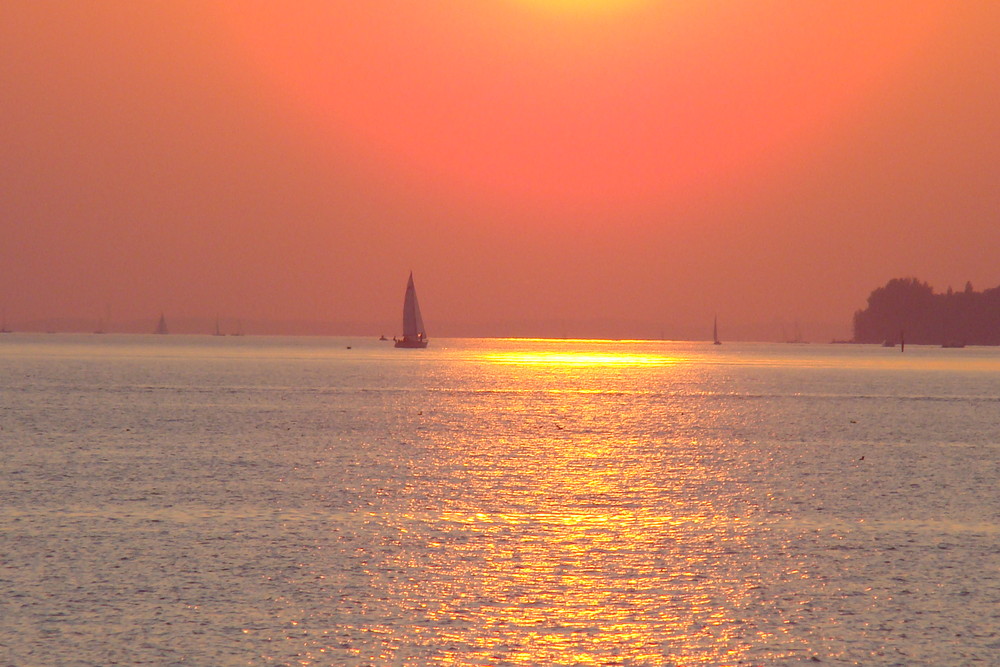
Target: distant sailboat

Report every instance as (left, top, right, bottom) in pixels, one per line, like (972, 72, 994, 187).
(784, 320, 808, 344)
(155, 313, 168, 335)
(394, 272, 428, 348)
(95, 305, 111, 334)
(713, 315, 722, 345)
(213, 317, 224, 336)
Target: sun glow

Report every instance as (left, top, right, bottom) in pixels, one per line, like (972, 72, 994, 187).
(218, 3, 949, 212)
(512, 0, 651, 17)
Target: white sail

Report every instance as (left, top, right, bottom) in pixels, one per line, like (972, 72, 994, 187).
(402, 272, 425, 339)
(396, 272, 428, 347)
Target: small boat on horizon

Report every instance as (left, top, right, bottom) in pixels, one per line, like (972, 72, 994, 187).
(784, 321, 808, 344)
(713, 315, 721, 345)
(394, 272, 428, 349)
(155, 313, 168, 335)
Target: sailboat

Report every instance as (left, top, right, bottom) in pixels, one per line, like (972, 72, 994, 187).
(784, 320, 808, 344)
(713, 315, 722, 345)
(394, 272, 428, 348)
(155, 313, 168, 335)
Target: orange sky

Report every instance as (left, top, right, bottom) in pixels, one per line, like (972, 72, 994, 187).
(2, 1, 999, 340)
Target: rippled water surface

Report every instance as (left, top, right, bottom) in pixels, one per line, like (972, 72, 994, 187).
(2, 335, 999, 665)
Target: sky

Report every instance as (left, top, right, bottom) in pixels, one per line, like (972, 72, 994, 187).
(3, 1, 999, 340)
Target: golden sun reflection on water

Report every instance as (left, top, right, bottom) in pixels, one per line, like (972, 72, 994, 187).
(480, 341, 693, 370)
(393, 507, 756, 664)
(378, 363, 764, 665)
(482, 351, 681, 367)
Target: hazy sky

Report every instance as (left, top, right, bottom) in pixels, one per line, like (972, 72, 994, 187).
(3, 1, 999, 340)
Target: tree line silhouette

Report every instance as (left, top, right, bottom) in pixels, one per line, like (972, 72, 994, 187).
(853, 278, 1000, 345)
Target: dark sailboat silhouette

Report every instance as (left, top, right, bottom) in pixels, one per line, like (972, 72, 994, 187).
(394, 272, 428, 348)
(713, 315, 722, 345)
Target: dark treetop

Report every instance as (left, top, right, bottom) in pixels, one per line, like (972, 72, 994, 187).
(853, 278, 1000, 345)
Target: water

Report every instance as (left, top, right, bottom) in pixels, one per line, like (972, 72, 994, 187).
(1, 335, 998, 665)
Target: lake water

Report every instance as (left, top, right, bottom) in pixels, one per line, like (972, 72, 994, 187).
(1, 335, 998, 665)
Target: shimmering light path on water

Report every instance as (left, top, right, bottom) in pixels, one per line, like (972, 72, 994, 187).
(1, 335, 998, 664)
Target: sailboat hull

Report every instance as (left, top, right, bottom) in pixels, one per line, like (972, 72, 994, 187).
(394, 338, 428, 348)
